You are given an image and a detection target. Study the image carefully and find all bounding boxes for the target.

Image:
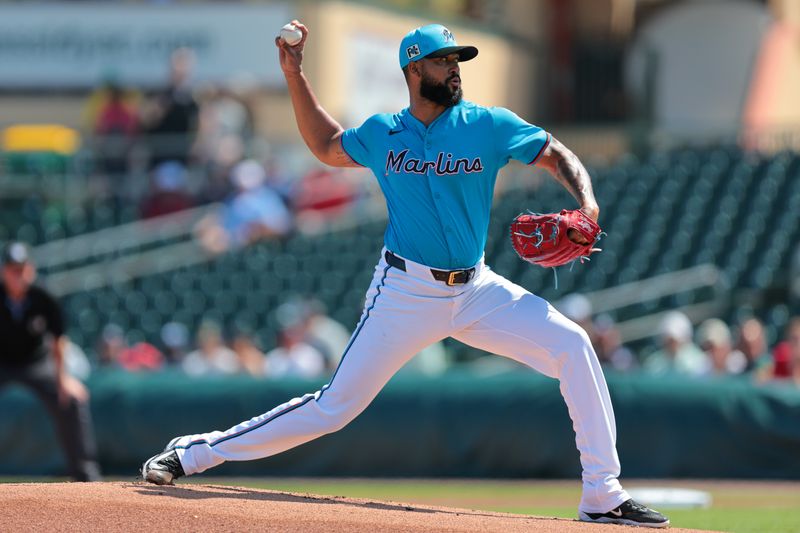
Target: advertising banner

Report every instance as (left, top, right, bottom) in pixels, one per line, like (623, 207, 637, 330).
(0, 3, 293, 88)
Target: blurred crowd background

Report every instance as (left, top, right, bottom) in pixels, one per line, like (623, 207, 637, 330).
(2, 0, 800, 388)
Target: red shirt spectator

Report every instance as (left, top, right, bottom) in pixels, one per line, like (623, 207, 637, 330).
(117, 342, 165, 372)
(95, 87, 138, 138)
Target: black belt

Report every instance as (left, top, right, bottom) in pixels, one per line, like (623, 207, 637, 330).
(384, 250, 475, 286)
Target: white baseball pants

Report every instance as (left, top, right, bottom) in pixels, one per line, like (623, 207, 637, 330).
(173, 249, 630, 513)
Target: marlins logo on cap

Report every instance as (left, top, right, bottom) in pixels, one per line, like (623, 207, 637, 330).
(406, 44, 421, 61)
(398, 24, 478, 69)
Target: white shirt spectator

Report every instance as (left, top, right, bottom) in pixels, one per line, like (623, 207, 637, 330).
(182, 346, 240, 376)
(265, 342, 326, 379)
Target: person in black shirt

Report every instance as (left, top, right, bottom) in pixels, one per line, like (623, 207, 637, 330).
(142, 48, 200, 167)
(0, 242, 101, 481)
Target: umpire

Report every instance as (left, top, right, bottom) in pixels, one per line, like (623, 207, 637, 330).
(0, 241, 101, 481)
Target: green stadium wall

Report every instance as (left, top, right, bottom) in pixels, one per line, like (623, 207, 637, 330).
(1, 370, 799, 479)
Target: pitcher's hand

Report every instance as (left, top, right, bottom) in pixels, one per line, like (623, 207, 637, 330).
(276, 20, 309, 75)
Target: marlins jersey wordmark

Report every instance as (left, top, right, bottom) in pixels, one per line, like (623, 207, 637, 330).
(385, 149, 484, 176)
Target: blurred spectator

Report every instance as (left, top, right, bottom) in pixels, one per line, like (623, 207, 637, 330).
(265, 312, 326, 379)
(197, 135, 244, 204)
(118, 342, 166, 372)
(556, 294, 637, 371)
(84, 75, 127, 129)
(696, 318, 746, 375)
(96, 324, 126, 367)
(593, 314, 637, 372)
(94, 83, 139, 138)
(734, 317, 771, 374)
(139, 161, 196, 219)
(0, 242, 101, 481)
(276, 298, 350, 372)
(193, 80, 253, 205)
(305, 304, 351, 371)
(92, 81, 140, 176)
(224, 159, 293, 239)
(161, 321, 190, 366)
(96, 323, 165, 372)
(292, 167, 358, 232)
(231, 329, 267, 377)
(140, 47, 199, 167)
(195, 83, 254, 167)
(644, 311, 707, 377)
(195, 159, 293, 254)
(760, 317, 800, 385)
(181, 320, 239, 376)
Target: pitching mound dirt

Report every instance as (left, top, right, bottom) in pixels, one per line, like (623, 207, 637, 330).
(0, 482, 705, 532)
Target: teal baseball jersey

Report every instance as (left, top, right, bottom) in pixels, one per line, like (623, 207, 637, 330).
(341, 100, 551, 269)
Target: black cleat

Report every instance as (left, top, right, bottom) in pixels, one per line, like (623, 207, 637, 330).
(579, 499, 670, 528)
(141, 438, 185, 486)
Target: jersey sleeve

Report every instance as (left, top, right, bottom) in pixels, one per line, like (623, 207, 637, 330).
(340, 116, 380, 168)
(490, 107, 551, 166)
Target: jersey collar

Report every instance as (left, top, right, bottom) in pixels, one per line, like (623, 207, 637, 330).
(400, 101, 463, 135)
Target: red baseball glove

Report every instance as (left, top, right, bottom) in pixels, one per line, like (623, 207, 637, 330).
(510, 209, 602, 268)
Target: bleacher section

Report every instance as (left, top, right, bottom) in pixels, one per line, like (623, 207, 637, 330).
(23, 146, 800, 355)
(59, 222, 388, 352)
(0, 196, 140, 245)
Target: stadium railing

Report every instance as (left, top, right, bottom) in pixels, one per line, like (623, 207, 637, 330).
(577, 264, 728, 343)
(34, 204, 219, 296)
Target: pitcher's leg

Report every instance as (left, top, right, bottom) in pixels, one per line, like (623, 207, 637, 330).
(453, 276, 628, 513)
(175, 265, 448, 475)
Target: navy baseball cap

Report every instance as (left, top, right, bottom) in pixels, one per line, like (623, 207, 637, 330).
(399, 24, 478, 69)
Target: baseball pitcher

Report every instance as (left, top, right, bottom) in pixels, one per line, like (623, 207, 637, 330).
(143, 22, 668, 528)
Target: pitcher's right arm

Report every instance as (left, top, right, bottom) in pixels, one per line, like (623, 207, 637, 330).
(276, 21, 359, 168)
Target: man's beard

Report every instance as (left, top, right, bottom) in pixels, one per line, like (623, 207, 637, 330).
(419, 71, 462, 107)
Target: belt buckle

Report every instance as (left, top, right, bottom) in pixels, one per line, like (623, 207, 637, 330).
(447, 271, 459, 286)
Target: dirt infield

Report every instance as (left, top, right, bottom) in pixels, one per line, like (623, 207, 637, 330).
(0, 482, 707, 532)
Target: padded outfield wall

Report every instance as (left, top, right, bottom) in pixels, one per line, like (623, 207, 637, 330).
(1, 370, 799, 479)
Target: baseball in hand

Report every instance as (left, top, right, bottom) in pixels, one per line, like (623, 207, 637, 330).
(280, 23, 303, 46)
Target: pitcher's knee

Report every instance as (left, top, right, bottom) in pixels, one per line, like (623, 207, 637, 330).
(556, 323, 594, 362)
(325, 413, 355, 433)
(315, 395, 366, 434)
(316, 407, 358, 434)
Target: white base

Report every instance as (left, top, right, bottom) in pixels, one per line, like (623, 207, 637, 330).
(627, 487, 712, 509)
